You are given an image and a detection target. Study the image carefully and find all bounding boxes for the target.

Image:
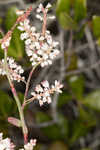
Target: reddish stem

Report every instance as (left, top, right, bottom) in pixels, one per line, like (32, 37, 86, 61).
(42, 7, 47, 36)
(24, 133, 28, 144)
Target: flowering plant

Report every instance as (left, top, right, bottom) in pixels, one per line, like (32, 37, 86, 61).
(0, 3, 63, 149)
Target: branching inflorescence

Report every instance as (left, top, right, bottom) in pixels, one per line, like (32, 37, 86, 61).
(17, 3, 59, 67)
(0, 57, 25, 82)
(0, 3, 63, 149)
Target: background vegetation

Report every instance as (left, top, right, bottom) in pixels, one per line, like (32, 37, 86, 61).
(0, 0, 100, 149)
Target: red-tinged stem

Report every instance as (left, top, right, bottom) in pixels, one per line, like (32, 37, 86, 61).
(24, 133, 28, 144)
(16, 6, 32, 23)
(4, 50, 28, 144)
(23, 63, 39, 109)
(42, 7, 47, 36)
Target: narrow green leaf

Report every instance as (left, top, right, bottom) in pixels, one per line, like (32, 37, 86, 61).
(0, 91, 16, 118)
(4, 7, 24, 59)
(56, 0, 70, 15)
(74, 0, 87, 22)
(92, 16, 100, 38)
(58, 12, 77, 30)
(5, 7, 17, 30)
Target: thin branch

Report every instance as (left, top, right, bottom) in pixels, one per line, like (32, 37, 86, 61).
(66, 59, 100, 76)
(23, 64, 39, 109)
(4, 49, 28, 144)
(31, 120, 56, 128)
(51, 28, 65, 121)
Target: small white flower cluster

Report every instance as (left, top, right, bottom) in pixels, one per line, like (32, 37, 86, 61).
(1, 36, 11, 50)
(19, 139, 36, 150)
(17, 3, 60, 67)
(36, 3, 56, 21)
(0, 133, 15, 150)
(31, 80, 63, 106)
(0, 57, 25, 82)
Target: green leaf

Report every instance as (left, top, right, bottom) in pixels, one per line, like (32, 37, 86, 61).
(0, 91, 16, 118)
(58, 12, 77, 30)
(0, 33, 4, 59)
(8, 28, 25, 59)
(97, 37, 100, 46)
(4, 7, 24, 59)
(67, 75, 85, 100)
(56, 0, 70, 15)
(0, 120, 8, 135)
(92, 16, 100, 38)
(74, 24, 86, 40)
(56, 0, 77, 30)
(84, 90, 100, 111)
(5, 7, 17, 30)
(74, 0, 87, 22)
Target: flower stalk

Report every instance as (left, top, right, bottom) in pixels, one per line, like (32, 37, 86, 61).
(0, 3, 63, 148)
(4, 49, 28, 144)
(22, 63, 40, 109)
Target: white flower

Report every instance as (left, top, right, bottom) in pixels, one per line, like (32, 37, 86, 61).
(1, 37, 11, 49)
(39, 36, 45, 41)
(25, 39, 31, 45)
(17, 3, 60, 68)
(35, 84, 43, 92)
(0, 133, 15, 150)
(20, 33, 29, 40)
(54, 80, 63, 93)
(16, 10, 24, 15)
(31, 27, 36, 32)
(36, 3, 43, 13)
(24, 139, 36, 150)
(46, 3, 52, 9)
(47, 96, 52, 103)
(48, 16, 56, 20)
(36, 14, 43, 21)
(0, 57, 25, 82)
(17, 26, 24, 31)
(31, 80, 63, 106)
(41, 80, 49, 88)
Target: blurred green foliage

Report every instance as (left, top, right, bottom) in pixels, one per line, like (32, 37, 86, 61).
(0, 0, 100, 149)
(56, 0, 87, 30)
(0, 7, 25, 59)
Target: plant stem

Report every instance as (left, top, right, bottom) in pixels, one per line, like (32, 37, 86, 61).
(22, 63, 39, 109)
(4, 50, 28, 144)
